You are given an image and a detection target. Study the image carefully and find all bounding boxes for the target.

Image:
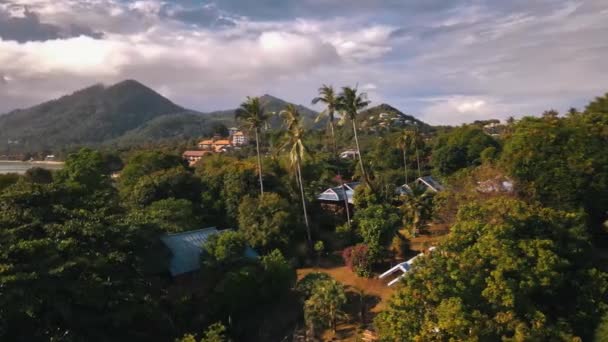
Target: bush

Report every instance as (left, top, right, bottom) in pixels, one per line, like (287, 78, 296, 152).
(342, 244, 372, 277)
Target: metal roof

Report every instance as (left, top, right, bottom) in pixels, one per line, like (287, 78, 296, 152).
(317, 182, 361, 204)
(161, 227, 258, 276)
(417, 176, 444, 192)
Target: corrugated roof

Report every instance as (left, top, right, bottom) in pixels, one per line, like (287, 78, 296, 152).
(417, 176, 444, 192)
(317, 182, 361, 204)
(161, 228, 258, 276)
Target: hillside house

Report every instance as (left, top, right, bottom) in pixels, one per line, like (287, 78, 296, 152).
(416, 176, 444, 193)
(339, 149, 358, 159)
(182, 150, 211, 165)
(198, 139, 214, 150)
(231, 131, 248, 146)
(317, 182, 360, 214)
(161, 227, 258, 278)
(213, 139, 231, 152)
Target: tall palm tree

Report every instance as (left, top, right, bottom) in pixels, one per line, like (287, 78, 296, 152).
(280, 104, 312, 245)
(337, 86, 371, 185)
(236, 96, 270, 195)
(313, 85, 352, 226)
(312, 85, 339, 158)
(397, 130, 414, 185)
(411, 128, 424, 179)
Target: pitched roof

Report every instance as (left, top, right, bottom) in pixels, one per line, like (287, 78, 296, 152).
(161, 227, 258, 276)
(416, 176, 444, 192)
(183, 150, 210, 157)
(199, 139, 214, 145)
(214, 140, 231, 145)
(317, 182, 361, 204)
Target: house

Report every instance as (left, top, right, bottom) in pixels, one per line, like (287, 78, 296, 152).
(198, 139, 214, 150)
(339, 149, 358, 159)
(44, 154, 56, 161)
(395, 184, 413, 196)
(182, 150, 211, 165)
(228, 127, 239, 136)
(231, 131, 248, 146)
(213, 139, 231, 153)
(379, 247, 435, 286)
(416, 176, 444, 193)
(161, 227, 258, 277)
(318, 182, 360, 204)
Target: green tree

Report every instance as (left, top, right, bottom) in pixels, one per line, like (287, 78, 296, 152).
(55, 147, 110, 191)
(354, 204, 401, 262)
(433, 125, 499, 176)
(134, 198, 199, 233)
(200, 322, 228, 342)
(280, 104, 311, 245)
(236, 96, 271, 195)
(237, 193, 293, 252)
(129, 167, 202, 207)
(400, 184, 434, 237)
(204, 230, 247, 266)
(24, 167, 53, 184)
(596, 313, 608, 342)
(259, 249, 296, 299)
(119, 150, 184, 193)
(304, 278, 347, 334)
(375, 198, 607, 341)
(337, 86, 371, 186)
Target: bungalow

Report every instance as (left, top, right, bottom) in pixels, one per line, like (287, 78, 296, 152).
(182, 150, 211, 165)
(317, 182, 361, 205)
(379, 247, 436, 286)
(161, 227, 258, 277)
(213, 139, 231, 153)
(339, 149, 358, 159)
(198, 139, 214, 150)
(416, 176, 444, 193)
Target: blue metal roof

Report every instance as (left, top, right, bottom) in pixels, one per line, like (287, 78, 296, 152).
(161, 227, 258, 276)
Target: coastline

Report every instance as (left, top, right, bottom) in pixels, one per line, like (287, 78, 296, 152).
(0, 160, 64, 165)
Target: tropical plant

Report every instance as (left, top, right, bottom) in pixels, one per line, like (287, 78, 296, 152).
(236, 96, 271, 195)
(280, 104, 311, 245)
(304, 278, 347, 334)
(337, 86, 371, 186)
(397, 130, 414, 184)
(312, 84, 339, 158)
(400, 184, 434, 237)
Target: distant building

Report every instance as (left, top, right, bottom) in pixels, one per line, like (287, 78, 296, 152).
(339, 149, 358, 159)
(182, 150, 211, 165)
(228, 127, 239, 136)
(231, 131, 248, 146)
(213, 139, 231, 153)
(161, 227, 258, 277)
(198, 139, 214, 150)
(416, 176, 444, 193)
(318, 182, 360, 205)
(44, 155, 56, 161)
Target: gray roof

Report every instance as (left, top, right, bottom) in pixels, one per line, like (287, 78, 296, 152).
(317, 182, 361, 204)
(416, 176, 444, 192)
(161, 227, 258, 276)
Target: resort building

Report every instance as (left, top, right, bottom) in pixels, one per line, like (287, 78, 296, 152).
(182, 150, 211, 165)
(231, 131, 248, 146)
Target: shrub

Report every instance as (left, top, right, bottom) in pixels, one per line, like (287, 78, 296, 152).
(342, 244, 372, 277)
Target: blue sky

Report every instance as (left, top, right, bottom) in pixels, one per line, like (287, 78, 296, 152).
(0, 0, 607, 124)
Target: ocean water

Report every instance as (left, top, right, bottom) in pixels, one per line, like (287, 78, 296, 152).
(0, 161, 64, 174)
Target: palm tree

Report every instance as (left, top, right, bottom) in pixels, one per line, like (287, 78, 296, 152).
(313, 85, 352, 226)
(397, 130, 414, 185)
(312, 85, 339, 158)
(280, 104, 311, 245)
(337, 86, 371, 185)
(236, 96, 270, 195)
(411, 128, 424, 179)
(401, 184, 433, 237)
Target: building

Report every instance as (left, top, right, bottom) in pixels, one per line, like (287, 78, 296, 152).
(339, 149, 358, 159)
(161, 227, 258, 277)
(379, 247, 436, 286)
(231, 131, 248, 146)
(212, 139, 231, 153)
(416, 176, 444, 193)
(182, 150, 211, 165)
(198, 139, 214, 150)
(44, 154, 56, 161)
(228, 127, 239, 136)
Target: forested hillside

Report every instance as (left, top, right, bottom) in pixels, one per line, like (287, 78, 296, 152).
(0, 87, 606, 341)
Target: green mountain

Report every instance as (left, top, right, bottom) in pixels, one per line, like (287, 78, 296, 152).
(0, 80, 186, 152)
(357, 103, 431, 132)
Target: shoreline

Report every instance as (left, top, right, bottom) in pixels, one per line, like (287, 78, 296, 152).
(0, 160, 64, 165)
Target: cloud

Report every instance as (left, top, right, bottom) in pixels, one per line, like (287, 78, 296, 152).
(0, 0, 607, 126)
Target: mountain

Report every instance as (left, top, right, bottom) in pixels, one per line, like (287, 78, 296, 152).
(357, 103, 431, 132)
(0, 80, 187, 152)
(206, 94, 320, 129)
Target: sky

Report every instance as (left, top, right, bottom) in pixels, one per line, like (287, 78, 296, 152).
(0, 0, 607, 125)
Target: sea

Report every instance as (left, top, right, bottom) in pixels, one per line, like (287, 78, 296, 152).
(0, 161, 64, 174)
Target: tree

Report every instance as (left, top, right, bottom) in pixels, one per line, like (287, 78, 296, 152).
(375, 198, 607, 341)
(433, 125, 499, 176)
(397, 130, 412, 184)
(342, 244, 372, 277)
(24, 167, 53, 184)
(236, 96, 271, 195)
(354, 204, 401, 262)
(280, 104, 311, 245)
(337, 86, 371, 186)
(200, 322, 228, 342)
(119, 150, 184, 193)
(204, 230, 247, 267)
(304, 278, 347, 334)
(259, 249, 296, 299)
(314, 241, 325, 267)
(312, 84, 339, 158)
(596, 313, 608, 342)
(128, 167, 202, 207)
(55, 148, 110, 191)
(237, 193, 293, 252)
(136, 198, 199, 233)
(400, 184, 434, 237)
